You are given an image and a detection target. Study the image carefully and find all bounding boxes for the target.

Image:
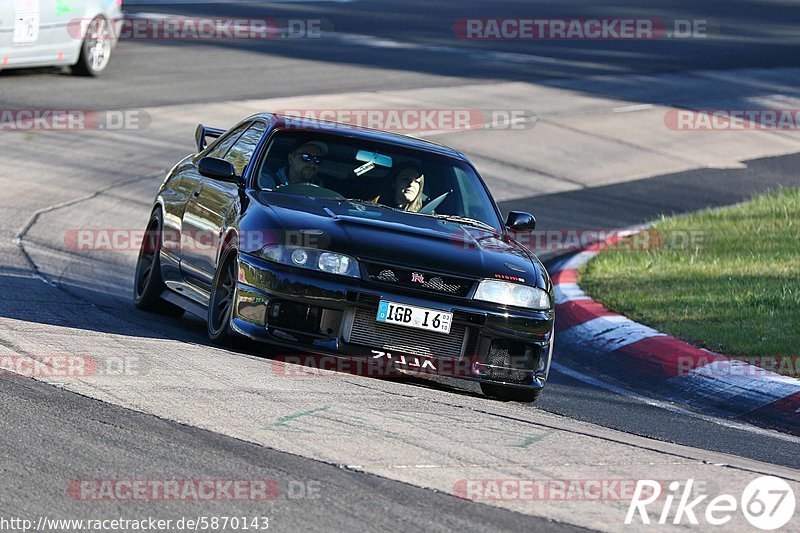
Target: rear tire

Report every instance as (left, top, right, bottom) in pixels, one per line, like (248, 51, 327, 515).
(71, 17, 112, 76)
(480, 383, 542, 403)
(133, 209, 184, 317)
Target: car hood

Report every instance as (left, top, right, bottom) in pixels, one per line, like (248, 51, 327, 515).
(245, 192, 547, 288)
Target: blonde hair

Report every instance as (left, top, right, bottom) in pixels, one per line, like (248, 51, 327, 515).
(395, 165, 424, 212)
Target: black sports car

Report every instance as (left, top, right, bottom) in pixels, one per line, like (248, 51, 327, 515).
(134, 114, 554, 401)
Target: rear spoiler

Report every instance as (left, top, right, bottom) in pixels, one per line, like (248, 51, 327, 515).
(195, 124, 225, 153)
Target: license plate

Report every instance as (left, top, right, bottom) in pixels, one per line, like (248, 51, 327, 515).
(376, 301, 452, 334)
(13, 13, 40, 45)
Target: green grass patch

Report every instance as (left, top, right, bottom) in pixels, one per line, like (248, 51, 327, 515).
(580, 187, 800, 362)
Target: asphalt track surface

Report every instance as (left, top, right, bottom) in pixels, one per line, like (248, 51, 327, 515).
(2, 0, 800, 109)
(1, 1, 800, 531)
(0, 376, 579, 532)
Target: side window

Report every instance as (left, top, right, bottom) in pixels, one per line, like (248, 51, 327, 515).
(225, 122, 267, 176)
(255, 134, 298, 189)
(205, 123, 250, 159)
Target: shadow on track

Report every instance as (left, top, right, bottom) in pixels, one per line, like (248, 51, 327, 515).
(121, 0, 800, 81)
(498, 152, 800, 230)
(0, 270, 490, 402)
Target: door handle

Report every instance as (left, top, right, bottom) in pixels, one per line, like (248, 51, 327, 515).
(192, 183, 203, 197)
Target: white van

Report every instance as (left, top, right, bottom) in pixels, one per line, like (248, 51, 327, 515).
(0, 0, 123, 76)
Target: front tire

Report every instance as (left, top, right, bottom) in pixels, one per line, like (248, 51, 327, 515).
(133, 209, 184, 317)
(480, 383, 542, 403)
(71, 17, 112, 76)
(207, 249, 239, 345)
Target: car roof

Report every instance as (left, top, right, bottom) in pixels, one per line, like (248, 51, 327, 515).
(248, 113, 470, 162)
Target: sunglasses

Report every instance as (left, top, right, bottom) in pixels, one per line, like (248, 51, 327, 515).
(294, 152, 323, 165)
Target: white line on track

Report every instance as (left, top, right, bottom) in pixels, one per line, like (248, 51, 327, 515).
(612, 104, 654, 113)
(329, 31, 625, 71)
(551, 361, 800, 444)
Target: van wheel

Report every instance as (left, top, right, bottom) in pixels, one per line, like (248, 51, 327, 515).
(72, 17, 112, 76)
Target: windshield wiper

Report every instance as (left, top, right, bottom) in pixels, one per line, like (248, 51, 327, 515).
(343, 198, 380, 206)
(341, 200, 496, 231)
(342, 198, 403, 212)
(428, 214, 496, 232)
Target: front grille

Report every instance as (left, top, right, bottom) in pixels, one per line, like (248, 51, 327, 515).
(377, 269, 398, 282)
(346, 291, 381, 307)
(463, 329, 479, 357)
(347, 307, 468, 359)
(363, 262, 473, 297)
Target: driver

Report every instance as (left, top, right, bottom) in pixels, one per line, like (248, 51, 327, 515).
(276, 140, 328, 186)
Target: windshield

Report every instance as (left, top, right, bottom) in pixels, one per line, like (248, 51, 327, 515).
(253, 130, 503, 231)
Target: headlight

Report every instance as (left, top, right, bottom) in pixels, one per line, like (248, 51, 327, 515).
(318, 252, 354, 275)
(257, 245, 360, 278)
(473, 279, 551, 310)
(291, 248, 308, 266)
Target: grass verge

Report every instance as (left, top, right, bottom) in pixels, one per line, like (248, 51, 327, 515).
(580, 188, 800, 368)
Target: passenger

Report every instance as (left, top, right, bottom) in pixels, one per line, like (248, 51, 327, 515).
(375, 164, 426, 212)
(276, 140, 328, 186)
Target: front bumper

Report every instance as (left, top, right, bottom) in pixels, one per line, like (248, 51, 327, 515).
(232, 253, 555, 389)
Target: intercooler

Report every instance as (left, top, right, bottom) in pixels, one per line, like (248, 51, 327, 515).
(345, 307, 468, 359)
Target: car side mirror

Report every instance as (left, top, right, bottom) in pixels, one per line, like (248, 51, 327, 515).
(198, 157, 238, 183)
(505, 211, 536, 231)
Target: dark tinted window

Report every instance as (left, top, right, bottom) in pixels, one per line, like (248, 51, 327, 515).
(205, 122, 250, 159)
(225, 122, 266, 175)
